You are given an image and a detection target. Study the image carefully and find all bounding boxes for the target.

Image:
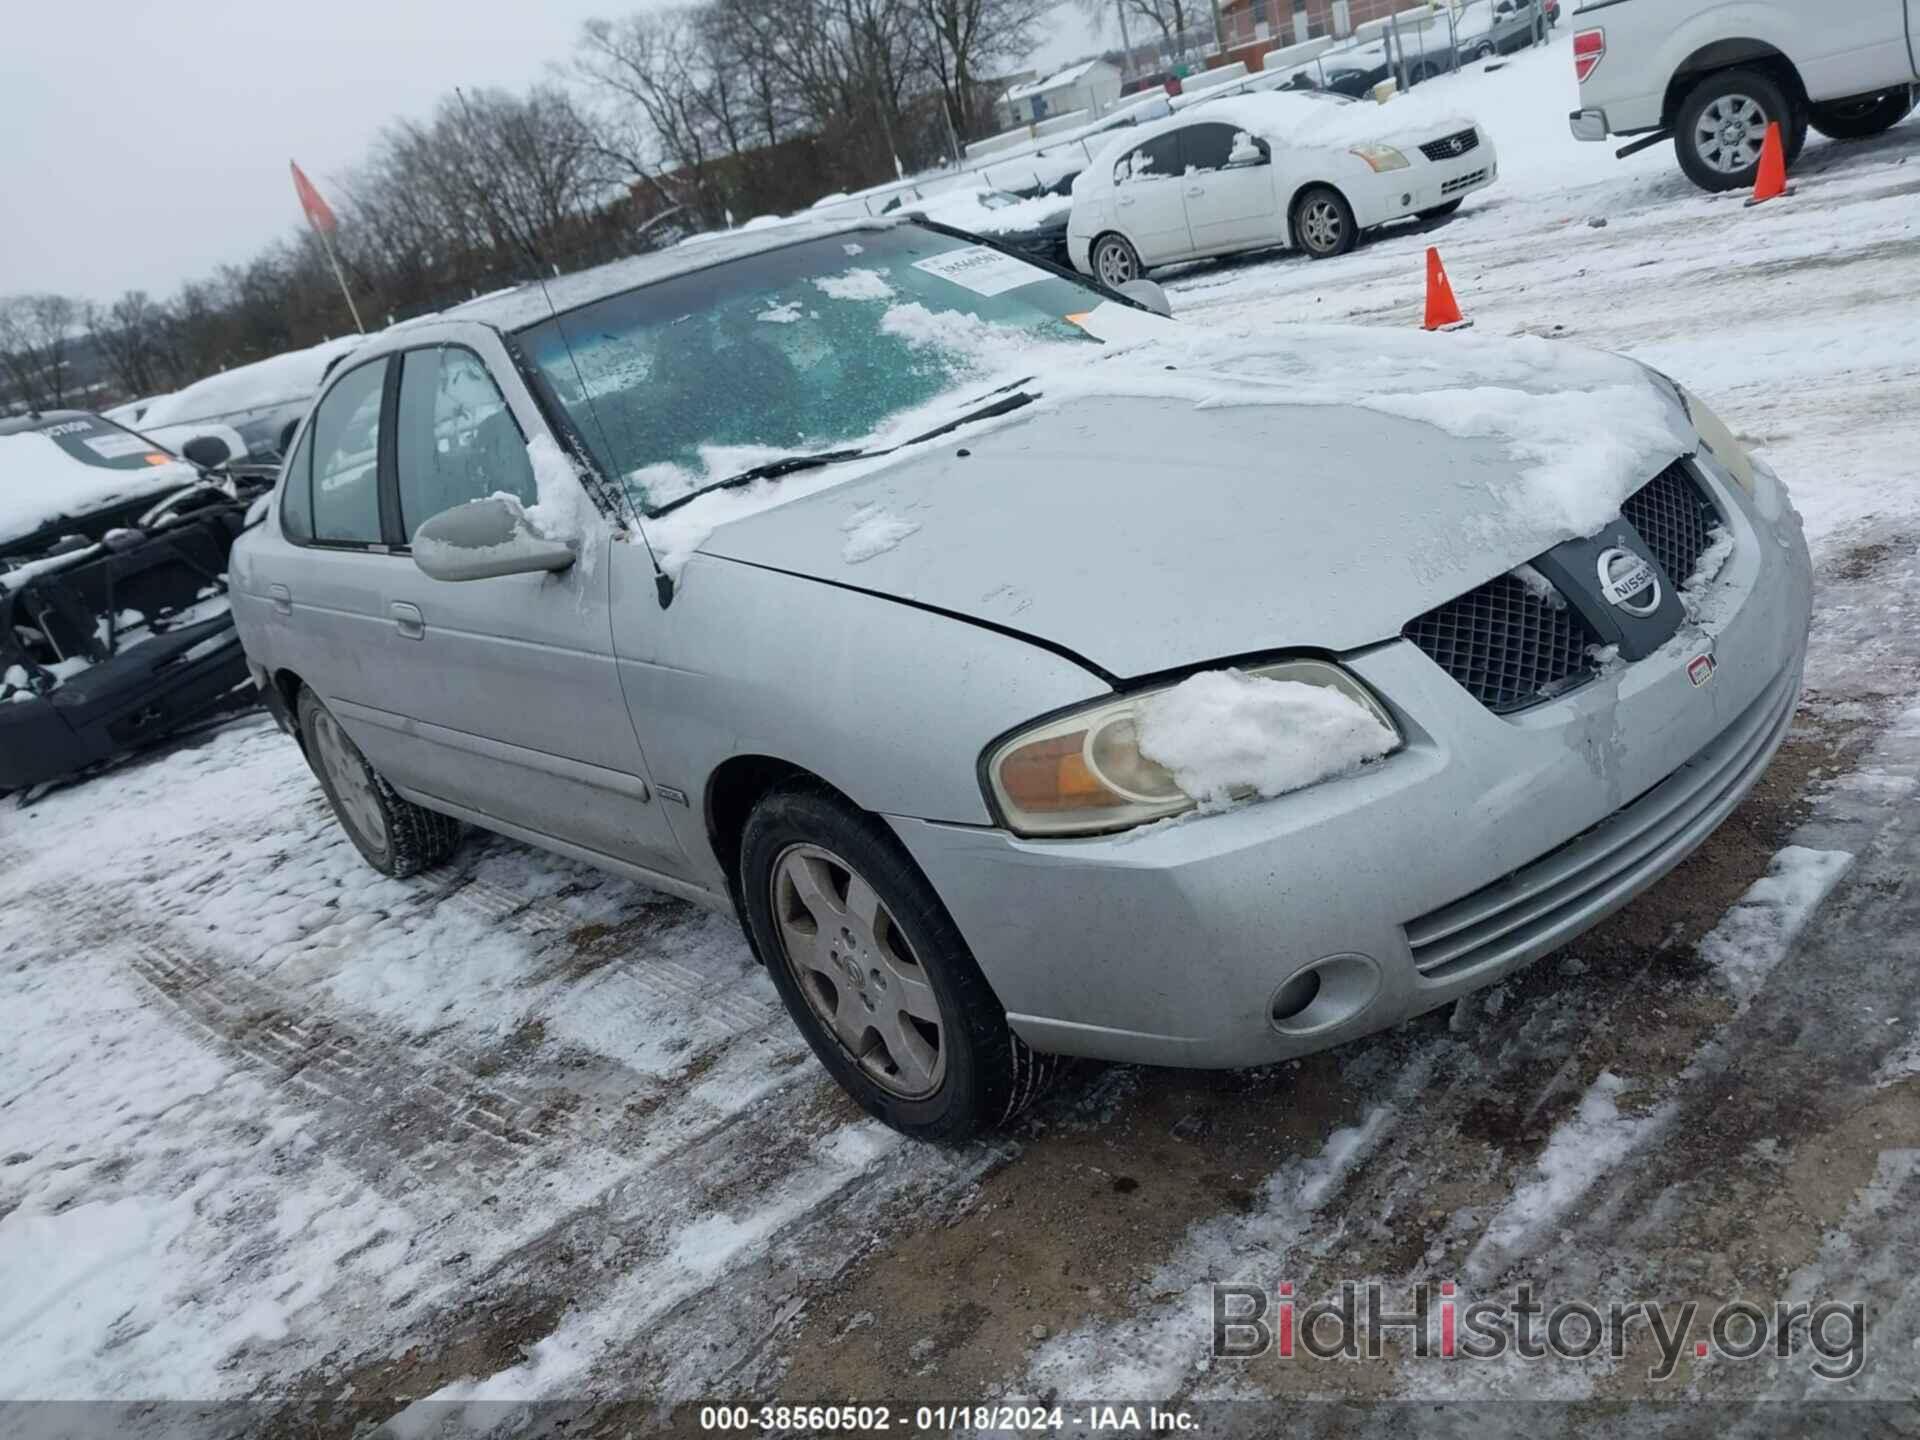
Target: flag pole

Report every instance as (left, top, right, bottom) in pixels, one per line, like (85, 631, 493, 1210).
(315, 226, 364, 334)
(290, 160, 364, 334)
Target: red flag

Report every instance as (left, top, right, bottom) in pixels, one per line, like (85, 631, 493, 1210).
(290, 160, 338, 235)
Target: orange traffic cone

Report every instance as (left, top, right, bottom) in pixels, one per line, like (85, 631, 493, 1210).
(1744, 121, 1792, 206)
(1423, 247, 1470, 331)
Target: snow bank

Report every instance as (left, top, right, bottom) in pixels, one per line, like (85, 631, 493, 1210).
(840, 502, 919, 563)
(1136, 669, 1396, 806)
(1697, 846, 1855, 1006)
(0, 433, 197, 543)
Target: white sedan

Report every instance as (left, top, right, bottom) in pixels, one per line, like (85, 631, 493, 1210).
(1067, 91, 1498, 279)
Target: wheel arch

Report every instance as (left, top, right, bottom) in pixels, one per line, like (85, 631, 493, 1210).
(1664, 40, 1807, 126)
(706, 754, 857, 929)
(271, 667, 312, 753)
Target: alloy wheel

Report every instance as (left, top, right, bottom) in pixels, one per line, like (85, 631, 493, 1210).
(770, 843, 946, 1099)
(311, 709, 388, 854)
(1301, 197, 1344, 253)
(1095, 238, 1136, 286)
(1693, 93, 1768, 174)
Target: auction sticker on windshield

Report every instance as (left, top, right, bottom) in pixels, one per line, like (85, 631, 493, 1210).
(84, 433, 155, 460)
(913, 244, 1051, 296)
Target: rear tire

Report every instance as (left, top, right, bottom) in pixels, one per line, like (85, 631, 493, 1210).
(1808, 87, 1915, 141)
(1292, 185, 1357, 259)
(1674, 68, 1796, 193)
(739, 782, 1055, 1142)
(1091, 231, 1145, 288)
(296, 687, 461, 878)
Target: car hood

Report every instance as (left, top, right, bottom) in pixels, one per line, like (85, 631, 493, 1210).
(677, 317, 1696, 678)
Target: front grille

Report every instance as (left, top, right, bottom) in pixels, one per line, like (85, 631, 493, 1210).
(1420, 128, 1480, 161)
(1403, 573, 1600, 715)
(1440, 168, 1489, 195)
(1621, 459, 1722, 587)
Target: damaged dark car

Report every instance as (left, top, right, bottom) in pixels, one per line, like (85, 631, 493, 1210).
(0, 411, 275, 796)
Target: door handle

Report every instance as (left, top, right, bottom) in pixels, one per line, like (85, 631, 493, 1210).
(1118, 194, 1135, 206)
(390, 602, 425, 640)
(268, 584, 292, 616)
(1186, 185, 1205, 197)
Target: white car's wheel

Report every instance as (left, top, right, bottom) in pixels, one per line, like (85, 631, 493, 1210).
(1293, 186, 1357, 260)
(1092, 232, 1144, 287)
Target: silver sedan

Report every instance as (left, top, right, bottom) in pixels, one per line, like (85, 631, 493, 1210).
(229, 216, 1811, 1140)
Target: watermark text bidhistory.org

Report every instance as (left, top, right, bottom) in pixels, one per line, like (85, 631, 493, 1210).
(1213, 1281, 1864, 1381)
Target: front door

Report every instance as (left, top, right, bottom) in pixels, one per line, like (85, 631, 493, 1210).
(1178, 122, 1280, 253)
(368, 336, 688, 879)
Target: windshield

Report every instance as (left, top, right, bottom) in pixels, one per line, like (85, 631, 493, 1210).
(516, 225, 1104, 514)
(14, 415, 176, 472)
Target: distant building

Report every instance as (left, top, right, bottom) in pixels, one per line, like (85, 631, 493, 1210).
(1220, 0, 1422, 46)
(1001, 59, 1123, 126)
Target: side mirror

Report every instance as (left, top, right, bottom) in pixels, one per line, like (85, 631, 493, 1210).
(1116, 278, 1173, 317)
(181, 434, 231, 469)
(412, 496, 576, 581)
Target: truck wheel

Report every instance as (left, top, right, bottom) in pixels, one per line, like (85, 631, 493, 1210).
(1809, 87, 1915, 141)
(1675, 68, 1795, 192)
(296, 687, 461, 878)
(739, 782, 1056, 1142)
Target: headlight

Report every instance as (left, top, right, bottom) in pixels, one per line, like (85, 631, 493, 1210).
(1350, 143, 1410, 172)
(985, 660, 1400, 838)
(1678, 386, 1755, 492)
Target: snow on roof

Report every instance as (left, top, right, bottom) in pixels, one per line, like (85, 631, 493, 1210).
(139, 335, 364, 430)
(1007, 58, 1110, 102)
(0, 432, 198, 547)
(1090, 87, 1476, 169)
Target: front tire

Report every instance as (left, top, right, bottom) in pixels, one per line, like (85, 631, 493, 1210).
(1293, 185, 1357, 259)
(1674, 68, 1796, 193)
(739, 783, 1054, 1142)
(296, 687, 461, 878)
(1808, 87, 1915, 141)
(1091, 231, 1144, 288)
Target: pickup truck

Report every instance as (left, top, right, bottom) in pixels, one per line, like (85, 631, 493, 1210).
(1568, 0, 1918, 191)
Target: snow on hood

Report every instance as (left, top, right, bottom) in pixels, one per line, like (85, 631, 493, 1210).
(906, 183, 1072, 236)
(0, 433, 200, 546)
(662, 303, 1697, 673)
(140, 335, 363, 428)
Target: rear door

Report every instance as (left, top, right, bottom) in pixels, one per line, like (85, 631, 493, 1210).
(372, 335, 688, 877)
(1110, 130, 1193, 263)
(1178, 122, 1281, 254)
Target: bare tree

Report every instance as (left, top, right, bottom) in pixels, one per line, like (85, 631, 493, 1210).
(85, 291, 171, 399)
(915, 0, 1053, 140)
(0, 294, 80, 411)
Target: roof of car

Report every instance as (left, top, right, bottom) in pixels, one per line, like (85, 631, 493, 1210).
(429, 215, 902, 333)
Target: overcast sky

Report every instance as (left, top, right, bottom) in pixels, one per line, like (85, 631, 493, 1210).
(0, 0, 1103, 307)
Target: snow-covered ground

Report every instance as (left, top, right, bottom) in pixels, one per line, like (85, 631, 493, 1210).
(6, 29, 1920, 1433)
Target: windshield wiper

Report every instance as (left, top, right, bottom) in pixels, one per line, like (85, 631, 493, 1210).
(646, 385, 1040, 517)
(650, 447, 869, 515)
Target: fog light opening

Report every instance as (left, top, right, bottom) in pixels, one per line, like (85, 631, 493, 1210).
(1271, 969, 1322, 1024)
(1268, 954, 1382, 1037)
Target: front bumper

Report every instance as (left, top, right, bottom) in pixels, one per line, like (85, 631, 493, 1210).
(1355, 131, 1500, 227)
(1570, 108, 1609, 141)
(890, 453, 1812, 1068)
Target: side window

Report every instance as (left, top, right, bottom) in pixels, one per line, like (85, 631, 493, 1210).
(395, 346, 537, 542)
(278, 426, 314, 543)
(310, 359, 389, 545)
(1180, 123, 1237, 174)
(1113, 131, 1182, 184)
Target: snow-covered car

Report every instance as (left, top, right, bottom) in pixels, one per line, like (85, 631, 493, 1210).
(1457, 0, 1549, 60)
(229, 216, 1810, 1141)
(139, 334, 364, 464)
(1568, 0, 1919, 192)
(1068, 92, 1497, 276)
(0, 412, 269, 793)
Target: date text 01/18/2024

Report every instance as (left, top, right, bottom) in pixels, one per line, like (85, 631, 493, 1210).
(697, 1403, 1200, 1432)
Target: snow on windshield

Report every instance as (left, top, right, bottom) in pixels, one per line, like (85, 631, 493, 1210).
(0, 432, 198, 545)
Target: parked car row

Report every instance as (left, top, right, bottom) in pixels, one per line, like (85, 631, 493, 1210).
(230, 214, 1810, 1141)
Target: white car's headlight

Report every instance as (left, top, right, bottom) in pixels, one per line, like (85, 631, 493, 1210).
(985, 660, 1399, 838)
(1678, 386, 1755, 492)
(1350, 143, 1410, 172)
